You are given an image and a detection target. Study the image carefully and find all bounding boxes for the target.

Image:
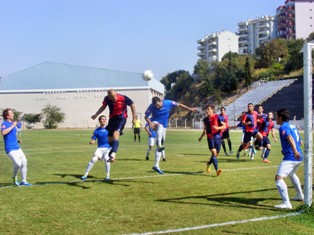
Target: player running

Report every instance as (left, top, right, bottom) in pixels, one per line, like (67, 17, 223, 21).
(219, 107, 233, 155)
(198, 105, 225, 176)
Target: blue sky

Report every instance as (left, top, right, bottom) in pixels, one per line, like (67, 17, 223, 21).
(0, 0, 283, 80)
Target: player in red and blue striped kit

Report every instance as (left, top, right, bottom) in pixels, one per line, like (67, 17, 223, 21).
(236, 103, 263, 159)
(198, 105, 225, 176)
(92, 89, 136, 162)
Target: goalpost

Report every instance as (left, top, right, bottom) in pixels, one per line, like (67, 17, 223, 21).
(303, 42, 313, 207)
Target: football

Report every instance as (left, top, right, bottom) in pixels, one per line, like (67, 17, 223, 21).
(143, 70, 154, 81)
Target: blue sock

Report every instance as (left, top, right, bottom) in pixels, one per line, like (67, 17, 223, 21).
(211, 156, 218, 171)
(264, 149, 270, 159)
(111, 140, 119, 154)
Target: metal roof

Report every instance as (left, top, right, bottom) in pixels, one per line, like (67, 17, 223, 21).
(0, 62, 164, 93)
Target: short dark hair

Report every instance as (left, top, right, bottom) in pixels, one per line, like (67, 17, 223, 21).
(98, 115, 106, 121)
(152, 96, 161, 105)
(205, 104, 215, 110)
(2, 108, 12, 120)
(276, 108, 290, 122)
(220, 107, 226, 111)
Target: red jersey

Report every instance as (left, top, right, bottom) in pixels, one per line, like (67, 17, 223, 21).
(242, 110, 258, 132)
(203, 114, 221, 138)
(102, 94, 134, 118)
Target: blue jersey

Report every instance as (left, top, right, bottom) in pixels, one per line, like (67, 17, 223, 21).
(1, 121, 20, 154)
(91, 127, 111, 148)
(145, 100, 177, 127)
(279, 122, 303, 161)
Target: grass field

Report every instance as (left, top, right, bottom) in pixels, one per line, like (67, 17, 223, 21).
(0, 129, 313, 235)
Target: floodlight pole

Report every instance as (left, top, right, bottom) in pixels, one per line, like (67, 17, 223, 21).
(303, 42, 313, 207)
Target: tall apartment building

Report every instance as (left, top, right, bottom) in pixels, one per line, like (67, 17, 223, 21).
(238, 15, 277, 55)
(197, 31, 239, 63)
(277, 0, 314, 39)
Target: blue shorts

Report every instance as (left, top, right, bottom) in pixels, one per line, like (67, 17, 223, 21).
(262, 136, 271, 147)
(207, 137, 222, 153)
(106, 117, 126, 137)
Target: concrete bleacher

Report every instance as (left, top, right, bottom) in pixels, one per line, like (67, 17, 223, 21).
(260, 78, 314, 120)
(223, 79, 297, 125)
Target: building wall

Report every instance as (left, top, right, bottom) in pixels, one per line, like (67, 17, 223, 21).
(295, 0, 314, 39)
(0, 88, 155, 129)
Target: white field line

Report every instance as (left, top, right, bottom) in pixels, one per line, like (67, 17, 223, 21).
(0, 165, 281, 189)
(125, 212, 302, 235)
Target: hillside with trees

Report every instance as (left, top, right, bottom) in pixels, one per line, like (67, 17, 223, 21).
(160, 33, 314, 120)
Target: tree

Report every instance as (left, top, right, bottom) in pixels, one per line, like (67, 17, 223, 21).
(255, 39, 288, 68)
(284, 39, 304, 73)
(24, 113, 42, 129)
(41, 104, 65, 129)
(244, 57, 253, 87)
(160, 70, 187, 93)
(306, 32, 314, 42)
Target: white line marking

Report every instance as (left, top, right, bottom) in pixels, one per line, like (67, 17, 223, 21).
(125, 212, 302, 235)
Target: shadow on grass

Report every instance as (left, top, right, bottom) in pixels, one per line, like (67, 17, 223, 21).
(157, 188, 281, 211)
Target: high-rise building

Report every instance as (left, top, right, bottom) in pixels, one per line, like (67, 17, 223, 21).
(276, 0, 314, 39)
(238, 15, 277, 55)
(197, 31, 239, 63)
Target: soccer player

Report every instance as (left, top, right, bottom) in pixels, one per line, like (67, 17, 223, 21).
(133, 115, 142, 142)
(236, 103, 263, 160)
(274, 108, 304, 209)
(1, 108, 32, 186)
(258, 111, 277, 163)
(219, 107, 233, 155)
(91, 89, 136, 162)
(144, 96, 197, 174)
(81, 115, 111, 181)
(198, 105, 225, 176)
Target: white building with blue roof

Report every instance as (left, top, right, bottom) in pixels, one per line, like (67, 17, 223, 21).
(0, 62, 164, 128)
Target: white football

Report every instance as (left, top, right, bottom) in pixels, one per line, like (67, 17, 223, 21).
(143, 70, 154, 81)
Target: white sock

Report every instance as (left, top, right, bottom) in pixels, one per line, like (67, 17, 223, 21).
(162, 150, 165, 159)
(146, 149, 151, 158)
(105, 161, 110, 178)
(290, 173, 303, 197)
(276, 179, 290, 204)
(85, 156, 98, 175)
(154, 149, 161, 168)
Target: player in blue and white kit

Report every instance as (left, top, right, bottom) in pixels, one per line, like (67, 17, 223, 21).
(274, 108, 304, 209)
(81, 115, 112, 181)
(144, 96, 197, 174)
(144, 123, 166, 161)
(1, 108, 32, 186)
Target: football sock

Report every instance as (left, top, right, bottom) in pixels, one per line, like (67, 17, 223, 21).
(21, 158, 28, 183)
(228, 140, 232, 151)
(111, 140, 119, 154)
(85, 156, 98, 174)
(264, 149, 270, 159)
(105, 161, 110, 178)
(154, 149, 162, 168)
(289, 173, 303, 196)
(276, 179, 290, 204)
(221, 141, 227, 152)
(146, 149, 151, 158)
(210, 156, 218, 171)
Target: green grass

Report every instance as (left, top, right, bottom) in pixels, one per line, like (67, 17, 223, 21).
(0, 129, 313, 235)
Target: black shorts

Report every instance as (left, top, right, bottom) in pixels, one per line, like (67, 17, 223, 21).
(134, 128, 140, 134)
(221, 128, 230, 139)
(106, 117, 126, 137)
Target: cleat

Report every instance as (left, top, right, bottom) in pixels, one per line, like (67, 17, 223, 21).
(157, 147, 165, 152)
(229, 151, 233, 154)
(146, 156, 149, 160)
(12, 177, 20, 186)
(274, 202, 292, 209)
(19, 181, 32, 187)
(236, 152, 240, 159)
(262, 159, 271, 163)
(162, 158, 166, 162)
(107, 156, 116, 162)
(152, 166, 164, 174)
(81, 175, 87, 180)
(206, 162, 211, 173)
(104, 177, 110, 181)
(292, 194, 304, 201)
(216, 169, 222, 176)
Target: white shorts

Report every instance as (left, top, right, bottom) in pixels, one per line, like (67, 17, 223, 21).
(276, 160, 302, 178)
(94, 147, 111, 161)
(7, 148, 27, 164)
(148, 137, 155, 147)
